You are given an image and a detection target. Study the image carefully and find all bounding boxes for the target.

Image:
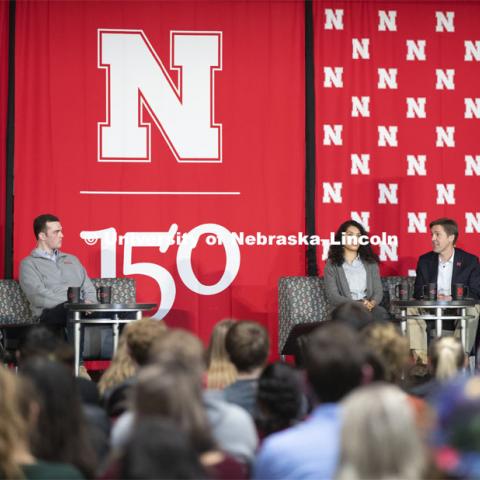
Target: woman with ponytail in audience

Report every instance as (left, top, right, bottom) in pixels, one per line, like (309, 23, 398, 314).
(432, 336, 466, 380)
(409, 337, 466, 399)
(0, 366, 84, 479)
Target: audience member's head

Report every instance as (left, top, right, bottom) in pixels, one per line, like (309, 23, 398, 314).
(19, 358, 96, 478)
(149, 328, 207, 379)
(330, 301, 374, 331)
(225, 320, 269, 374)
(430, 336, 465, 381)
(120, 417, 207, 479)
(134, 364, 216, 455)
(98, 333, 137, 396)
(206, 319, 237, 389)
(304, 323, 366, 403)
(336, 383, 426, 480)
(255, 362, 303, 436)
(0, 367, 30, 479)
(53, 341, 76, 371)
(17, 325, 77, 374)
(361, 322, 409, 384)
(17, 325, 60, 362)
(124, 317, 167, 366)
(16, 327, 97, 406)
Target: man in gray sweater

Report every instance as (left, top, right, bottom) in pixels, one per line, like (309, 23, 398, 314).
(19, 213, 96, 333)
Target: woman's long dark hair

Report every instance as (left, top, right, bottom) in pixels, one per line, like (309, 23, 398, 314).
(328, 220, 379, 266)
(19, 358, 97, 478)
(121, 417, 208, 479)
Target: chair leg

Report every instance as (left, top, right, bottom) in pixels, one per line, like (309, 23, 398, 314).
(0, 328, 6, 360)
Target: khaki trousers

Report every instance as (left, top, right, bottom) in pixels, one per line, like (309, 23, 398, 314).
(406, 305, 480, 360)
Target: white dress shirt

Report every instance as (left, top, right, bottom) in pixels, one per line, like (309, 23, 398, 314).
(437, 249, 454, 296)
(342, 256, 367, 300)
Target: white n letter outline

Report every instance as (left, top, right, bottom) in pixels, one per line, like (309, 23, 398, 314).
(98, 29, 222, 163)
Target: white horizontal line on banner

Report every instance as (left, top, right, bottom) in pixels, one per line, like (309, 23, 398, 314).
(80, 191, 241, 195)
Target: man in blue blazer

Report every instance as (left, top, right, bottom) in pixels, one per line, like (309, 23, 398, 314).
(409, 218, 480, 361)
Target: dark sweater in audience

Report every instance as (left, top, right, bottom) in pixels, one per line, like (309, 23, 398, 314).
(76, 377, 101, 405)
(223, 379, 258, 415)
(75, 377, 111, 463)
(409, 378, 443, 399)
(21, 460, 84, 479)
(103, 376, 137, 417)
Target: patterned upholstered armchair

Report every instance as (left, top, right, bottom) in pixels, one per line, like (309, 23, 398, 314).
(0, 280, 36, 327)
(0, 280, 37, 355)
(278, 275, 414, 354)
(0, 277, 136, 357)
(278, 277, 328, 355)
(91, 277, 136, 304)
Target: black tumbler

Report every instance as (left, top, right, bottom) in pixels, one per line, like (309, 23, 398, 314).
(96, 286, 112, 304)
(67, 286, 81, 303)
(395, 281, 410, 300)
(422, 283, 437, 300)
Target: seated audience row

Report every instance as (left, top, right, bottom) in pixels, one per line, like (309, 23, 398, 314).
(1, 309, 479, 480)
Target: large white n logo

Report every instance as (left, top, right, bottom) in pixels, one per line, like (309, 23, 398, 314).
(98, 30, 222, 163)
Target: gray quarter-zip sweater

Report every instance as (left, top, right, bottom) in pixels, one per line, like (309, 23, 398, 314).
(19, 249, 97, 317)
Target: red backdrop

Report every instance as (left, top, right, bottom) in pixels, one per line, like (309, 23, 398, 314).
(314, 1, 480, 275)
(13, 1, 305, 349)
(0, 0, 8, 277)
(12, 0, 480, 349)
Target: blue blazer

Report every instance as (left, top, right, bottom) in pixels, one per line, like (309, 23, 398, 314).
(413, 248, 480, 300)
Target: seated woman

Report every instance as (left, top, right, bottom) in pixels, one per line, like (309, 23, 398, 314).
(324, 220, 389, 322)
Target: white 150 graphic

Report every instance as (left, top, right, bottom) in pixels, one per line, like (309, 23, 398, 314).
(98, 29, 223, 162)
(80, 224, 240, 320)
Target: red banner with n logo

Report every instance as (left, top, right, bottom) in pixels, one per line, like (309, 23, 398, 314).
(13, 1, 305, 346)
(314, 2, 480, 275)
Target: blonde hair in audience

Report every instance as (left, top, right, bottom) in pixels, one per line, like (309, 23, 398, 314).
(336, 383, 426, 480)
(206, 319, 237, 389)
(361, 322, 409, 384)
(430, 336, 465, 381)
(98, 333, 137, 395)
(0, 367, 29, 479)
(124, 317, 168, 366)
